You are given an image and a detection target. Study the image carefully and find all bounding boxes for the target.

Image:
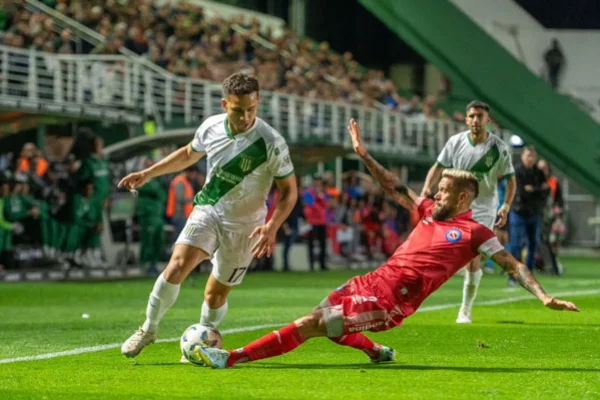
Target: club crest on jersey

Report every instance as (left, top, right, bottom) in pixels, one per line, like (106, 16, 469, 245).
(445, 228, 462, 243)
(239, 156, 253, 172)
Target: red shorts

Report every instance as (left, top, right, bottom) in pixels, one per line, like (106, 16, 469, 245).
(323, 275, 405, 336)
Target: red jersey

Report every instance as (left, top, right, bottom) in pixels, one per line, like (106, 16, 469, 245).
(367, 198, 502, 318)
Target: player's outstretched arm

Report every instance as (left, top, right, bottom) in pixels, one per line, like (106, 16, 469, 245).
(421, 163, 444, 198)
(118, 143, 205, 191)
(347, 119, 418, 211)
(491, 250, 580, 312)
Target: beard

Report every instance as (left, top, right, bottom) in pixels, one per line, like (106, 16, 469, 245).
(432, 204, 454, 221)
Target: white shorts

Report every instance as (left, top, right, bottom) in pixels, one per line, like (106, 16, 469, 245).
(472, 211, 496, 230)
(175, 206, 257, 286)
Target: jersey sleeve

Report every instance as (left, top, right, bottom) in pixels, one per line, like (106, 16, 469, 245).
(496, 142, 515, 179)
(190, 124, 206, 152)
(416, 197, 434, 219)
(472, 224, 503, 257)
(436, 137, 454, 168)
(268, 137, 294, 180)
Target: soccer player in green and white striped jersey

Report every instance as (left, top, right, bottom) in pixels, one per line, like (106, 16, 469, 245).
(119, 73, 298, 359)
(421, 101, 516, 324)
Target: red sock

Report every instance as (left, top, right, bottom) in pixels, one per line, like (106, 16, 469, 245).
(227, 323, 306, 367)
(329, 333, 380, 359)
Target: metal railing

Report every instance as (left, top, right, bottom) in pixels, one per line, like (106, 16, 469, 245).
(0, 45, 142, 123)
(0, 44, 517, 156)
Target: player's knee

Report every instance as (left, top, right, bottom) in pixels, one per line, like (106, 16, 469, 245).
(294, 311, 327, 339)
(163, 254, 187, 283)
(204, 292, 227, 308)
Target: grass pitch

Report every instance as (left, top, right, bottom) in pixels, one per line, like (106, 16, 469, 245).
(1, 257, 599, 399)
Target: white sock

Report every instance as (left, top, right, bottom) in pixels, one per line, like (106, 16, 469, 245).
(461, 269, 483, 313)
(142, 273, 180, 333)
(200, 300, 228, 328)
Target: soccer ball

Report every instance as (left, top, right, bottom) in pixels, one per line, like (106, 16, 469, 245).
(180, 324, 223, 365)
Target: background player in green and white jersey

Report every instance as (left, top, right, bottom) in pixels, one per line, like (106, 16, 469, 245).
(421, 101, 516, 324)
(118, 73, 298, 359)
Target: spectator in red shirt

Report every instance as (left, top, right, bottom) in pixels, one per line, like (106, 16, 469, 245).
(303, 175, 328, 271)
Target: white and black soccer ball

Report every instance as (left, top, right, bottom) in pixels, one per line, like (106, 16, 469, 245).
(180, 324, 223, 365)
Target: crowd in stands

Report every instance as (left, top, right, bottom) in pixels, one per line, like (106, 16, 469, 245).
(0, 129, 415, 274)
(1, 0, 472, 124)
(0, 133, 569, 278)
(0, 131, 110, 272)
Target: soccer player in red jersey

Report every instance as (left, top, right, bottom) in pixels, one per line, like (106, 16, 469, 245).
(194, 119, 579, 369)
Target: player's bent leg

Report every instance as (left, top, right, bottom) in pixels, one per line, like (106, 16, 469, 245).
(457, 256, 483, 324)
(321, 299, 396, 363)
(316, 282, 396, 362)
(121, 244, 209, 358)
(200, 274, 233, 328)
(199, 229, 255, 328)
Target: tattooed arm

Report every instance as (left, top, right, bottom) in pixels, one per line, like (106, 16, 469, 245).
(491, 249, 580, 311)
(347, 119, 419, 210)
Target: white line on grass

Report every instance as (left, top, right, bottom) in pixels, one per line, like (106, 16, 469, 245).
(0, 323, 284, 365)
(1, 289, 598, 365)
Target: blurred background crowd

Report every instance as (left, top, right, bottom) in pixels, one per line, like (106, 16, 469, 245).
(0, 134, 567, 279)
(0, 0, 483, 125)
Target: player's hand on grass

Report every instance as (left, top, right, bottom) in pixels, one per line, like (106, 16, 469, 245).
(496, 204, 510, 228)
(249, 224, 277, 258)
(543, 296, 580, 312)
(347, 119, 367, 158)
(118, 170, 149, 192)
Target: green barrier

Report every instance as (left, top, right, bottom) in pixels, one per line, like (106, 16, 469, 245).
(360, 0, 600, 198)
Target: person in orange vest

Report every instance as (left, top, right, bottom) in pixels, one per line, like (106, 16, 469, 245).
(166, 166, 199, 243)
(17, 143, 49, 178)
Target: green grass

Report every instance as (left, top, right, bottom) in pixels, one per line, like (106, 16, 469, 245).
(1, 257, 599, 399)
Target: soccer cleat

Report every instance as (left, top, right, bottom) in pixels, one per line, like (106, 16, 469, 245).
(194, 347, 230, 369)
(121, 328, 157, 358)
(180, 354, 190, 364)
(456, 308, 472, 324)
(370, 345, 396, 363)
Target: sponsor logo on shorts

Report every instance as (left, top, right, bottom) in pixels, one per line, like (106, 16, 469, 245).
(349, 321, 385, 333)
(351, 295, 378, 305)
(445, 228, 462, 243)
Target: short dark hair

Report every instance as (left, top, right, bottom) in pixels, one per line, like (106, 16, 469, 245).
(222, 73, 260, 97)
(466, 100, 490, 114)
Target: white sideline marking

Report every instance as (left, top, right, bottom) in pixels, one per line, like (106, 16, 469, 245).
(0, 323, 284, 365)
(1, 289, 598, 365)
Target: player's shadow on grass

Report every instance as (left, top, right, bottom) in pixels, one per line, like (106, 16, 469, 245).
(252, 363, 600, 373)
(497, 320, 600, 327)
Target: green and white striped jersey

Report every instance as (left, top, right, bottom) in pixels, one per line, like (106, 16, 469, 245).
(190, 113, 294, 232)
(437, 130, 515, 218)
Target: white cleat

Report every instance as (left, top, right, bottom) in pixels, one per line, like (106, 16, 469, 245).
(195, 347, 230, 369)
(121, 328, 157, 358)
(180, 354, 190, 364)
(456, 309, 472, 324)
